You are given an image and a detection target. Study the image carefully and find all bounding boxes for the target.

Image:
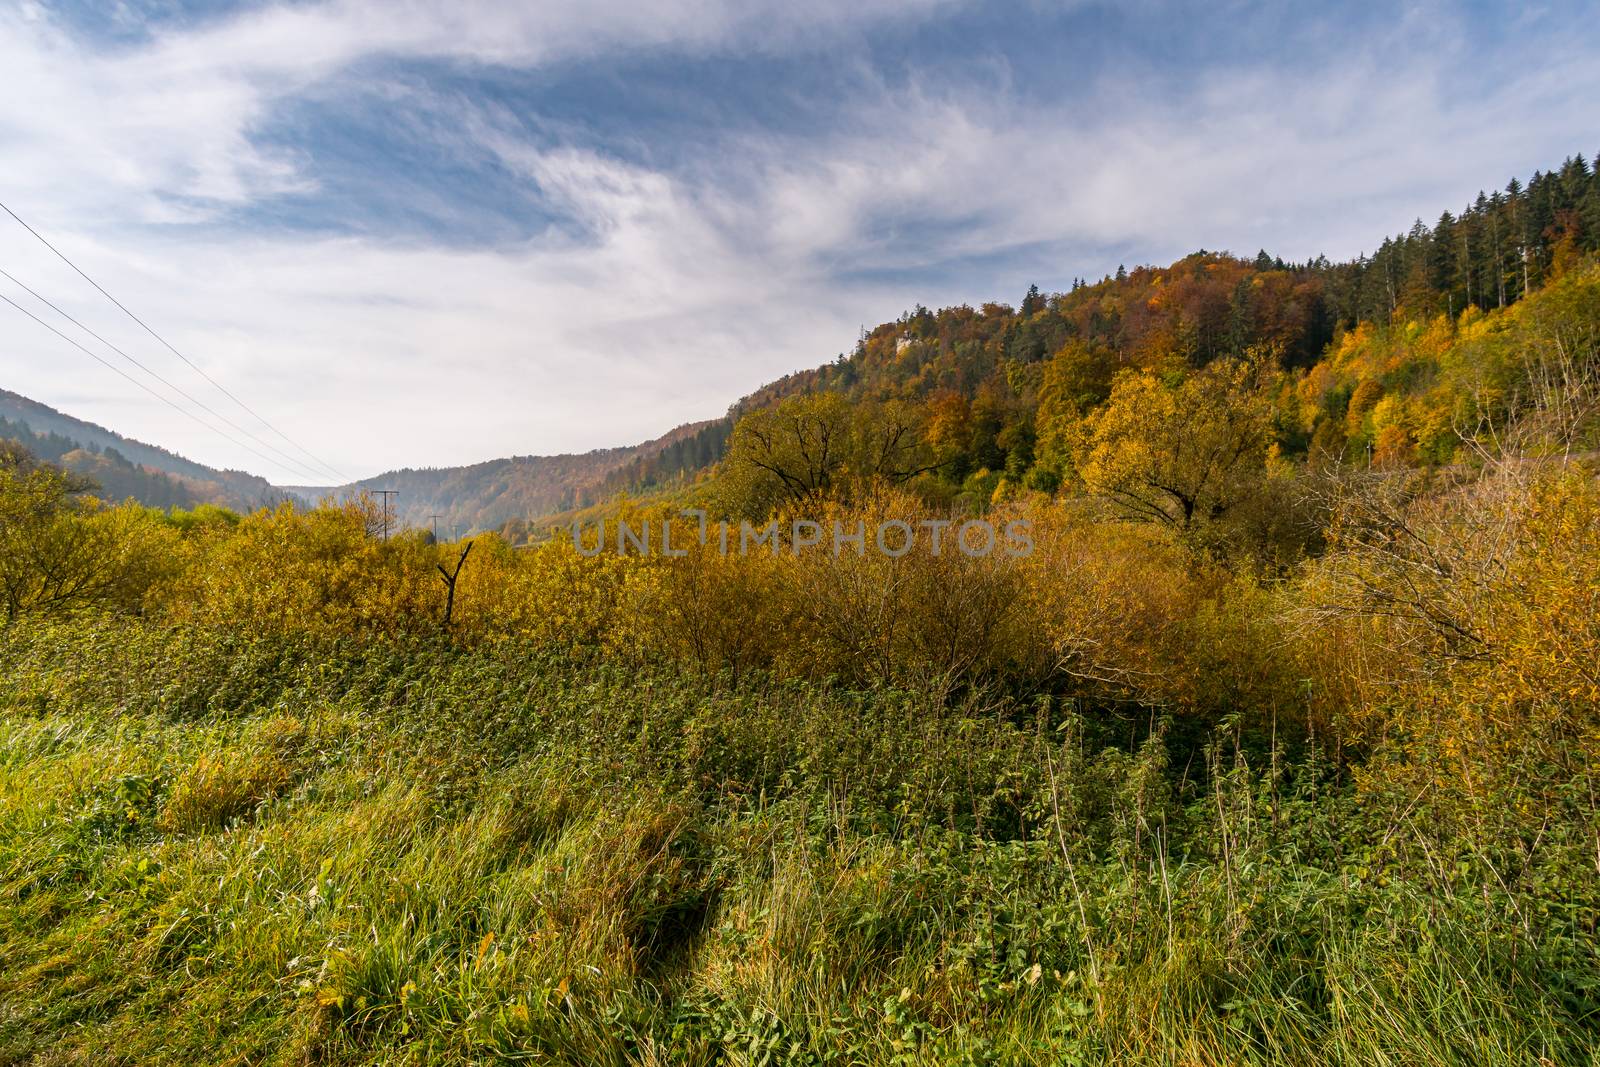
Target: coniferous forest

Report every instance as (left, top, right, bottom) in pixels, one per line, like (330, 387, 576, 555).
(3, 150, 1600, 1065)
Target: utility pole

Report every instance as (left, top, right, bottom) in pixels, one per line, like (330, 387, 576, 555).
(427, 514, 444, 542)
(371, 489, 397, 542)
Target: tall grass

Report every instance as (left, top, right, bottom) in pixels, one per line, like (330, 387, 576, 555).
(1, 620, 1596, 1065)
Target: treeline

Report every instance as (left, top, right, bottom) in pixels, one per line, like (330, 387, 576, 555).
(589, 418, 732, 500)
(1346, 153, 1600, 320)
(5, 251, 1596, 738)
(0, 413, 201, 510)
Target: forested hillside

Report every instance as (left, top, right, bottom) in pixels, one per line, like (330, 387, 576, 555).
(34, 154, 1583, 541)
(574, 153, 1600, 527)
(0, 389, 288, 511)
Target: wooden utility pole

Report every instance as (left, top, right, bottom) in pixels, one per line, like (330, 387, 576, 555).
(438, 541, 473, 629)
(427, 514, 444, 542)
(371, 490, 397, 542)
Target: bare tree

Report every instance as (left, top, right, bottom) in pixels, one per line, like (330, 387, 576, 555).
(437, 541, 473, 629)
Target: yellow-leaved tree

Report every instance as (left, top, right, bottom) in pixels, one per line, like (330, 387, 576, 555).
(718, 393, 941, 518)
(0, 442, 174, 622)
(1069, 356, 1308, 564)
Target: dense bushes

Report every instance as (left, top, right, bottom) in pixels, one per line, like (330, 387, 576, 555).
(9, 444, 1597, 766)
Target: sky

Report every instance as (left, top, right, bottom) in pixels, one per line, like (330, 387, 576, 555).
(0, 0, 1596, 484)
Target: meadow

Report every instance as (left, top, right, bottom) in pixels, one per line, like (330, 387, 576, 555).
(2, 454, 1598, 1064)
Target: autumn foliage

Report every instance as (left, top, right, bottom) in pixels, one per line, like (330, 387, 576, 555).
(4, 166, 1600, 1064)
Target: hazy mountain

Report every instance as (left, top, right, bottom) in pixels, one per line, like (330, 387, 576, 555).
(0, 382, 723, 535)
(0, 388, 290, 511)
(289, 418, 726, 539)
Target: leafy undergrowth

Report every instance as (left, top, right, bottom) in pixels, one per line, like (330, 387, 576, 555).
(1, 623, 1596, 1066)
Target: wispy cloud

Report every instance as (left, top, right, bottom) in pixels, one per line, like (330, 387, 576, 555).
(1, 0, 1595, 480)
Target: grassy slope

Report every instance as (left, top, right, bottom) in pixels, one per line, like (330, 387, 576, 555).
(1, 622, 1595, 1066)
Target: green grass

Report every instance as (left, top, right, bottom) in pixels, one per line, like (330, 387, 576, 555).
(1, 620, 1596, 1065)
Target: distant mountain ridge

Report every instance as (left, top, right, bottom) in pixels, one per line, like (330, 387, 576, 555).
(0, 388, 289, 510)
(299, 418, 726, 539)
(0, 382, 727, 535)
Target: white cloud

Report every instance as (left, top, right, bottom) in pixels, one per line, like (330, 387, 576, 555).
(0, 0, 965, 223)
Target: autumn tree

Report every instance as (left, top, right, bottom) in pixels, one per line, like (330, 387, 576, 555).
(719, 393, 941, 517)
(0, 443, 171, 622)
(1031, 340, 1114, 489)
(1072, 357, 1277, 535)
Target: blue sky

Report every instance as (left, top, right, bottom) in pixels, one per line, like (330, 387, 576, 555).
(0, 0, 1596, 482)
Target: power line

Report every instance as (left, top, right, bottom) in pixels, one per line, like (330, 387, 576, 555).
(0, 291, 327, 480)
(0, 198, 348, 482)
(0, 265, 328, 483)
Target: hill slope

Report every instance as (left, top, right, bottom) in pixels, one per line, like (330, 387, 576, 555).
(527, 151, 1600, 523)
(305, 418, 725, 538)
(0, 388, 290, 510)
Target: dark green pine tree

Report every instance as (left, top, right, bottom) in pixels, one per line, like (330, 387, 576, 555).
(1020, 283, 1045, 317)
(1367, 239, 1399, 319)
(1394, 219, 1434, 316)
(1491, 185, 1514, 306)
(1430, 211, 1461, 317)
(1581, 153, 1600, 253)
(1226, 276, 1254, 355)
(1455, 205, 1481, 310)
(1557, 154, 1591, 211)
(1527, 171, 1558, 291)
